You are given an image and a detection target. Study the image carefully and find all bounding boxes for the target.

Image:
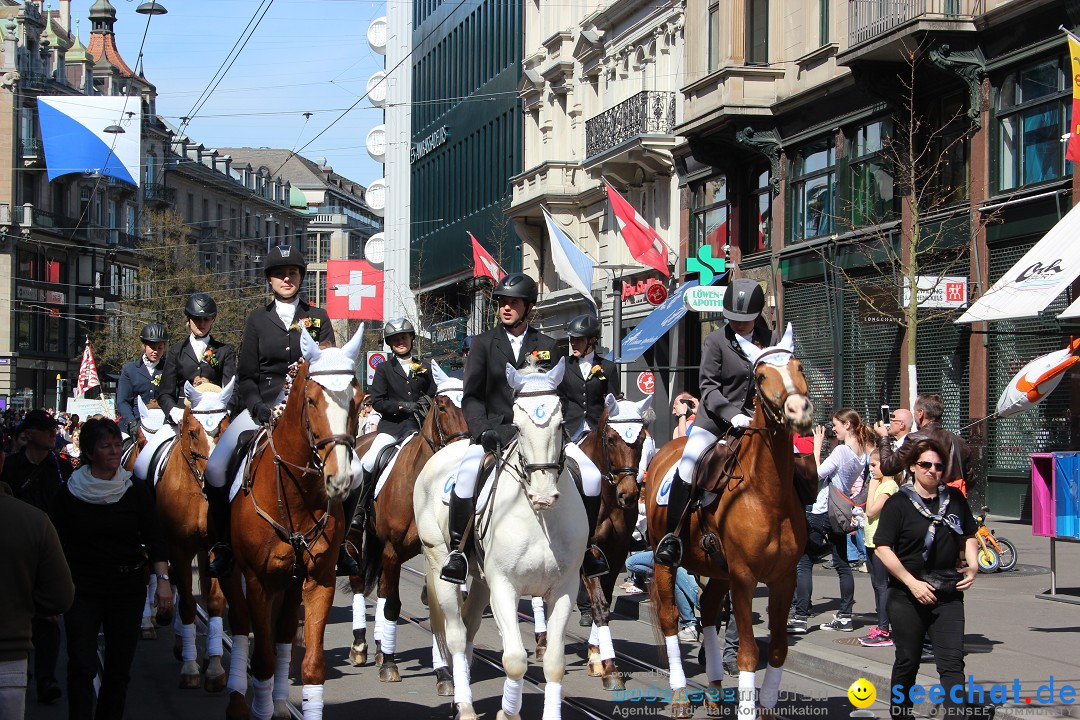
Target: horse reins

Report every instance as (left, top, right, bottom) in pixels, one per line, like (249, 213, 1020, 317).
(602, 419, 644, 486)
(422, 399, 470, 452)
(512, 389, 567, 477)
(182, 407, 227, 485)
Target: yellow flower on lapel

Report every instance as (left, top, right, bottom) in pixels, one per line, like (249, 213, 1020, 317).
(151, 374, 162, 386)
(289, 317, 321, 339)
(531, 350, 551, 362)
(410, 362, 427, 377)
(589, 364, 606, 381)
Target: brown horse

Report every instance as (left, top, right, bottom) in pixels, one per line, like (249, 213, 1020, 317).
(644, 327, 813, 717)
(346, 392, 470, 691)
(222, 330, 364, 720)
(154, 380, 233, 691)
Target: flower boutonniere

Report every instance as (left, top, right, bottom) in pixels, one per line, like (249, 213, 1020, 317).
(201, 347, 220, 368)
(290, 316, 321, 339)
(531, 350, 551, 363)
(410, 362, 427, 378)
(151, 374, 162, 386)
(589, 364, 606, 381)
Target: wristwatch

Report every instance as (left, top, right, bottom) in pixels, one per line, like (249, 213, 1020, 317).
(157, 573, 170, 582)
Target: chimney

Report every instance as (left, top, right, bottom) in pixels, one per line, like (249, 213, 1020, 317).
(59, 0, 71, 32)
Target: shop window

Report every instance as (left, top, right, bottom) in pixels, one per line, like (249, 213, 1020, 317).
(996, 56, 1071, 191)
(789, 138, 836, 243)
(691, 176, 729, 255)
(745, 167, 771, 254)
(848, 119, 895, 227)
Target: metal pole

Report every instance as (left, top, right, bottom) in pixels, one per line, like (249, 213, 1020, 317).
(613, 277, 623, 361)
(55, 373, 61, 413)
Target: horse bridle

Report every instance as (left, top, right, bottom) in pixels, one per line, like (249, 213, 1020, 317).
(422, 396, 471, 452)
(600, 419, 644, 486)
(182, 407, 228, 485)
(511, 389, 566, 479)
(749, 348, 796, 431)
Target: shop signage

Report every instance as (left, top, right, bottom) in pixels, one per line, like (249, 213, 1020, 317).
(645, 283, 668, 306)
(410, 125, 449, 163)
(685, 246, 727, 284)
(16, 286, 42, 301)
(636, 371, 655, 395)
(902, 276, 968, 309)
(683, 285, 727, 313)
(621, 278, 663, 303)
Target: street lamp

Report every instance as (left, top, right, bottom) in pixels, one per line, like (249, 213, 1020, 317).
(135, 1, 168, 15)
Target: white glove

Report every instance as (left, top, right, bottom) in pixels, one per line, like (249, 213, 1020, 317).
(731, 413, 752, 429)
(169, 407, 185, 425)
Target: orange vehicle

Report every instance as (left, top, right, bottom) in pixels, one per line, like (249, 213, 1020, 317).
(974, 506, 1018, 573)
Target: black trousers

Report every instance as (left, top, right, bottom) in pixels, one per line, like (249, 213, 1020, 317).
(65, 575, 146, 720)
(793, 511, 854, 617)
(867, 547, 891, 630)
(887, 586, 966, 719)
(31, 616, 62, 686)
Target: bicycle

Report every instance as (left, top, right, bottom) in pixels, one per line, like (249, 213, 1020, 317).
(974, 506, 1018, 573)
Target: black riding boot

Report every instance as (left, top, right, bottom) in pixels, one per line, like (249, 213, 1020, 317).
(655, 472, 689, 567)
(580, 495, 609, 578)
(206, 483, 235, 579)
(440, 493, 473, 584)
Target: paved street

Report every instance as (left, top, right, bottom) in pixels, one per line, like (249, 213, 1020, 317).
(23, 516, 1080, 719)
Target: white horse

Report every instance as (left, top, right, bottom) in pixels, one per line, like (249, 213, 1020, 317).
(415, 357, 587, 720)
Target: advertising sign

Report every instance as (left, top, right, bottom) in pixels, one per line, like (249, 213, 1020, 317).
(902, 276, 968, 309)
(683, 285, 727, 313)
(636, 371, 655, 395)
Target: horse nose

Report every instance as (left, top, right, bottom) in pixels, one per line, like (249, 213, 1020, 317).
(785, 395, 814, 429)
(528, 492, 559, 510)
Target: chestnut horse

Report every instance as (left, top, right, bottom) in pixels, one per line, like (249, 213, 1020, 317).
(222, 327, 365, 720)
(347, 387, 470, 692)
(644, 324, 813, 718)
(154, 379, 233, 692)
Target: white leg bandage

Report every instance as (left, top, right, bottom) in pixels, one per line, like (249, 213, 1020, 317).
(531, 596, 547, 633)
(381, 616, 397, 654)
(760, 664, 783, 709)
(738, 670, 757, 716)
(665, 635, 686, 689)
(206, 616, 224, 657)
(452, 651, 472, 706)
(502, 677, 524, 717)
(273, 643, 291, 702)
(702, 624, 725, 683)
(250, 677, 273, 720)
(374, 597, 386, 642)
(352, 594, 367, 632)
(227, 634, 249, 695)
(180, 622, 197, 663)
(301, 685, 324, 720)
(432, 635, 447, 670)
(542, 681, 563, 720)
(597, 626, 615, 661)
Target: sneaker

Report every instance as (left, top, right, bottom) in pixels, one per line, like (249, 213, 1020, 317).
(819, 614, 853, 632)
(678, 624, 700, 643)
(859, 629, 893, 647)
(787, 615, 808, 634)
(624, 585, 644, 595)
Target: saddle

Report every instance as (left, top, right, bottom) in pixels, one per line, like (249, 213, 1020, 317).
(369, 442, 399, 488)
(693, 431, 743, 496)
(228, 429, 259, 490)
(145, 437, 177, 489)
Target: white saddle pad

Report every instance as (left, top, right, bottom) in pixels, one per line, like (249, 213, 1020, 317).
(372, 432, 416, 500)
(440, 466, 497, 515)
(654, 464, 716, 508)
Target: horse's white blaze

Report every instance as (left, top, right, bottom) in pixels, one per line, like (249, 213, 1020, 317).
(321, 387, 354, 498)
(513, 398, 564, 507)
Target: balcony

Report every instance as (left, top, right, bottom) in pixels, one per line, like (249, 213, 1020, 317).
(842, 0, 981, 64)
(585, 91, 676, 161)
(143, 183, 176, 206)
(106, 229, 141, 249)
(20, 138, 44, 167)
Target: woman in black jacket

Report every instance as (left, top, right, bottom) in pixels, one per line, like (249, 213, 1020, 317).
(51, 419, 171, 720)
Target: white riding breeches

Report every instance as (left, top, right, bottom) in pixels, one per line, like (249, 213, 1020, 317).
(361, 433, 397, 473)
(564, 442, 601, 497)
(638, 434, 657, 484)
(205, 410, 259, 489)
(452, 444, 485, 499)
(678, 426, 719, 482)
(134, 424, 176, 482)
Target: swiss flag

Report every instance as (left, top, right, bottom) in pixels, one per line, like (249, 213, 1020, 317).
(605, 181, 671, 276)
(326, 260, 383, 320)
(470, 233, 505, 282)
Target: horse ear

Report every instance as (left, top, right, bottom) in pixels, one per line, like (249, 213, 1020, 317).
(220, 376, 236, 407)
(136, 395, 149, 420)
(605, 393, 619, 418)
(299, 325, 322, 363)
(505, 362, 525, 392)
(736, 332, 765, 366)
(547, 356, 566, 386)
(342, 322, 365, 362)
(184, 380, 202, 407)
(636, 393, 654, 416)
(778, 322, 794, 354)
(431, 360, 449, 387)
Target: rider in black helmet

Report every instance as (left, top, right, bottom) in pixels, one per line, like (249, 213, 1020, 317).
(654, 278, 772, 566)
(117, 322, 168, 436)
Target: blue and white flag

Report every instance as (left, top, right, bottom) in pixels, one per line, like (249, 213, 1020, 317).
(542, 208, 596, 311)
(37, 96, 141, 187)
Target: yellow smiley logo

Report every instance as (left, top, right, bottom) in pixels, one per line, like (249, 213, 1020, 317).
(847, 678, 876, 708)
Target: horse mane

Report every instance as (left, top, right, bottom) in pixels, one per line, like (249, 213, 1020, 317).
(192, 377, 222, 393)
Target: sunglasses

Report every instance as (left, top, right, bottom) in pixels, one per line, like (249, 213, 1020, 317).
(915, 461, 945, 472)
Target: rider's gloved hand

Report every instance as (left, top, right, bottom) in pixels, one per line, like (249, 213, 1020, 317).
(731, 413, 752, 429)
(255, 403, 273, 424)
(398, 401, 418, 414)
(479, 429, 502, 455)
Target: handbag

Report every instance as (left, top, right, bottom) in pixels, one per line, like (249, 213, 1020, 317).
(826, 459, 870, 534)
(922, 568, 961, 593)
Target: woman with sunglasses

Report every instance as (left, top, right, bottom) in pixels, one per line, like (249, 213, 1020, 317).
(873, 437, 979, 720)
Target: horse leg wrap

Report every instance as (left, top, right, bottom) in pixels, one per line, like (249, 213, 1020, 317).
(374, 597, 387, 642)
(227, 635, 249, 695)
(180, 622, 197, 663)
(273, 643, 291, 702)
(301, 685, 324, 720)
(597, 626, 615, 662)
(352, 594, 367, 632)
(588, 623, 599, 647)
(250, 677, 274, 720)
(702, 624, 725, 683)
(381, 617, 397, 655)
(452, 651, 472, 705)
(144, 574, 157, 618)
(207, 617, 224, 657)
(760, 664, 783, 708)
(432, 635, 447, 671)
(501, 677, 523, 717)
(738, 670, 756, 716)
(542, 681, 563, 720)
(531, 596, 547, 633)
(664, 635, 686, 689)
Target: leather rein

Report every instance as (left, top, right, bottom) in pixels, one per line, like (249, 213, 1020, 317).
(422, 397, 470, 453)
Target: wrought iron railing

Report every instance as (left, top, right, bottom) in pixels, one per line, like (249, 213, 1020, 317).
(848, 0, 981, 47)
(585, 91, 676, 160)
(20, 137, 42, 158)
(143, 183, 175, 205)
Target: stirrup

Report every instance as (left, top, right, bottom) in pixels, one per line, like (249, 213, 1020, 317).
(654, 533, 683, 567)
(208, 543, 234, 579)
(440, 551, 468, 584)
(581, 545, 609, 579)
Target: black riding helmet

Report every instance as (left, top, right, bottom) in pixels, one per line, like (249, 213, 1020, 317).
(263, 245, 307, 278)
(567, 313, 601, 339)
(723, 278, 765, 322)
(492, 272, 538, 305)
(185, 292, 218, 318)
(140, 322, 168, 344)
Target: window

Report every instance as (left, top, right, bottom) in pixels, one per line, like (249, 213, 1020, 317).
(745, 167, 771, 254)
(818, 0, 829, 46)
(691, 176, 729, 255)
(996, 56, 1071, 191)
(848, 119, 895, 227)
(789, 137, 836, 243)
(305, 234, 319, 264)
(930, 93, 970, 205)
(746, 0, 768, 65)
(708, 1, 720, 73)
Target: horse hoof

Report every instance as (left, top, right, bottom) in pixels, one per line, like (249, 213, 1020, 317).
(602, 661, 625, 692)
(703, 681, 724, 715)
(454, 702, 478, 720)
(204, 671, 227, 693)
(350, 642, 368, 666)
(587, 646, 602, 677)
(379, 661, 401, 683)
(496, 712, 522, 720)
(420, 584, 428, 607)
(534, 632, 547, 662)
(179, 672, 201, 690)
(272, 699, 291, 720)
(670, 699, 693, 719)
(141, 617, 156, 640)
(226, 691, 250, 720)
(435, 667, 454, 696)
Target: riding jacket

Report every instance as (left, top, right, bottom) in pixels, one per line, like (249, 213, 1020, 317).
(462, 325, 563, 444)
(237, 299, 335, 422)
(116, 357, 163, 432)
(694, 324, 774, 437)
(559, 352, 620, 439)
(368, 355, 437, 438)
(156, 336, 237, 418)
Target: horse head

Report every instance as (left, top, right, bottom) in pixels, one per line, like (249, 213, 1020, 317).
(736, 323, 814, 432)
(506, 356, 567, 510)
(182, 377, 234, 451)
(430, 360, 464, 408)
(600, 393, 653, 508)
(299, 323, 366, 501)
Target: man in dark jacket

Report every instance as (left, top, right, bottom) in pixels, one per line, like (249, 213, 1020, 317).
(876, 394, 974, 494)
(655, 278, 774, 566)
(115, 323, 168, 436)
(559, 313, 620, 438)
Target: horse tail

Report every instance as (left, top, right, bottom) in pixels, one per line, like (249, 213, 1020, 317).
(357, 508, 384, 597)
(426, 572, 450, 668)
(647, 571, 670, 665)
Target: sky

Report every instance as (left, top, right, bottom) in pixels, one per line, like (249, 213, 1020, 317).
(68, 0, 388, 188)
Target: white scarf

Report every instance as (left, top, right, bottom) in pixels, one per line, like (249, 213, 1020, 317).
(67, 465, 133, 505)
